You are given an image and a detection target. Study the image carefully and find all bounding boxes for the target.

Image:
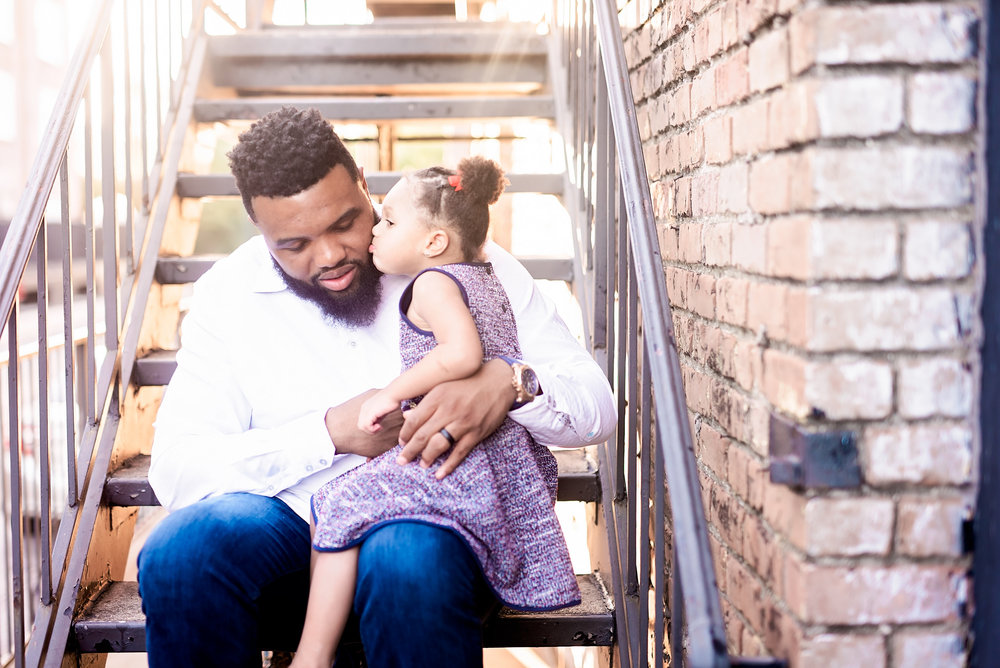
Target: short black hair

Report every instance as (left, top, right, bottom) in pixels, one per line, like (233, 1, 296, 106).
(227, 107, 361, 221)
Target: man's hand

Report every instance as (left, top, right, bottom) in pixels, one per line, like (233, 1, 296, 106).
(326, 389, 404, 458)
(397, 359, 517, 479)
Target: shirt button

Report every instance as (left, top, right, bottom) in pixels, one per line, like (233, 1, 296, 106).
(266, 485, 274, 491)
(306, 465, 313, 472)
(349, 340, 357, 348)
(319, 459, 327, 466)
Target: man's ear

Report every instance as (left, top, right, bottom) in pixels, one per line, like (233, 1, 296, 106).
(424, 229, 451, 258)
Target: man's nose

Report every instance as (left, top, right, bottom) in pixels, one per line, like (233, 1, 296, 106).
(316, 237, 347, 268)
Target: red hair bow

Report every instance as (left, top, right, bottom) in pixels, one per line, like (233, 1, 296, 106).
(448, 173, 463, 191)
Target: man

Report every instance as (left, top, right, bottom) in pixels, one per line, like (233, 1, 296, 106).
(137, 107, 616, 667)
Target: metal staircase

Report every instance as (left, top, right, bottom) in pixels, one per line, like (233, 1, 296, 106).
(0, 1, 785, 666)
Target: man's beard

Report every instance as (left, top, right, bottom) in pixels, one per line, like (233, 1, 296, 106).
(272, 255, 384, 328)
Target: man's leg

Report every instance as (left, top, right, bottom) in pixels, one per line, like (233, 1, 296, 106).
(137, 493, 311, 668)
(354, 522, 497, 668)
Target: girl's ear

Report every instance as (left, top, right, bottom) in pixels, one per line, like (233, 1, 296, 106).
(424, 229, 451, 258)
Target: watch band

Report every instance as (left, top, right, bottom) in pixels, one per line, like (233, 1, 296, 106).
(499, 355, 532, 409)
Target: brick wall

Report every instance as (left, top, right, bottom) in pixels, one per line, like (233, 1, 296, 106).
(619, 0, 983, 665)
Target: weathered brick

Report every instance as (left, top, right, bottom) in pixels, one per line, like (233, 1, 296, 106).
(800, 634, 886, 668)
(806, 146, 973, 211)
(898, 357, 973, 419)
(762, 349, 807, 417)
(747, 282, 789, 339)
(749, 153, 794, 215)
(689, 271, 717, 318)
(700, 422, 730, 479)
(716, 47, 750, 107)
(790, 6, 978, 72)
(767, 216, 810, 280)
(731, 223, 767, 274)
(801, 288, 962, 352)
(896, 496, 968, 558)
(909, 72, 976, 135)
(787, 561, 965, 624)
(679, 222, 705, 263)
(732, 99, 769, 157)
(768, 83, 819, 149)
(703, 222, 733, 266)
(863, 423, 973, 486)
(742, 511, 784, 594)
(892, 632, 965, 668)
(691, 68, 717, 119)
(693, 6, 724, 65)
(749, 26, 789, 94)
(803, 497, 894, 557)
(669, 82, 692, 128)
(762, 481, 806, 545)
(718, 162, 749, 214)
(691, 169, 719, 217)
(813, 75, 904, 138)
(904, 221, 973, 281)
(717, 276, 749, 327)
(732, 338, 761, 392)
(737, 0, 777, 38)
(704, 114, 732, 164)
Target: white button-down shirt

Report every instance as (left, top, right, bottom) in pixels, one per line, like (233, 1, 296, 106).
(150, 236, 617, 521)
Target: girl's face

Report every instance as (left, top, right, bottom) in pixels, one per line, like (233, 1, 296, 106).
(371, 179, 436, 276)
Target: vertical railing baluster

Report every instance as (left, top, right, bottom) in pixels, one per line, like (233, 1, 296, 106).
(122, 1, 136, 273)
(626, 236, 640, 665)
(654, 410, 667, 668)
(615, 188, 628, 500)
(639, 343, 652, 667)
(154, 0, 164, 162)
(36, 220, 52, 607)
(101, 31, 119, 354)
(8, 306, 24, 668)
(59, 155, 77, 506)
(139, 0, 151, 216)
(83, 87, 97, 427)
(672, 541, 684, 666)
(593, 57, 610, 371)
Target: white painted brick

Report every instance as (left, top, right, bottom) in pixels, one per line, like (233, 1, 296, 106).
(863, 423, 973, 486)
(898, 357, 973, 419)
(806, 359, 893, 420)
(808, 147, 973, 211)
(814, 76, 903, 138)
(909, 72, 976, 135)
(805, 288, 961, 352)
(811, 6, 978, 66)
(803, 497, 894, 557)
(811, 219, 898, 280)
(893, 632, 965, 668)
(904, 221, 973, 281)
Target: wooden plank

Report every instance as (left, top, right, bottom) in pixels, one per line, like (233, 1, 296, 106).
(104, 449, 598, 507)
(74, 574, 612, 652)
(177, 172, 564, 198)
(192, 95, 555, 122)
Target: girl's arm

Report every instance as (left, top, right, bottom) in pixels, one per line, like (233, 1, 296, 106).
(358, 270, 483, 432)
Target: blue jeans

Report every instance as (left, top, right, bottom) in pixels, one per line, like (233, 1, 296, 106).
(137, 493, 496, 667)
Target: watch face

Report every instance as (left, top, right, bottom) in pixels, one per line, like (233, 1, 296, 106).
(520, 367, 540, 396)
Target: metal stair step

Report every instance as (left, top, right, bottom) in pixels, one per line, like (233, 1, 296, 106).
(193, 95, 555, 123)
(105, 447, 598, 507)
(74, 575, 613, 652)
(206, 24, 547, 91)
(177, 172, 564, 198)
(154, 254, 573, 286)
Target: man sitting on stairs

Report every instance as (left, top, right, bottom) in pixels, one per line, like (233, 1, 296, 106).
(138, 106, 616, 668)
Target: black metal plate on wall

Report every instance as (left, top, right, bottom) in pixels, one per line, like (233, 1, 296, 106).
(768, 413, 860, 489)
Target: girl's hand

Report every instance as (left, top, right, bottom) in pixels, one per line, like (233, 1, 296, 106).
(357, 391, 401, 434)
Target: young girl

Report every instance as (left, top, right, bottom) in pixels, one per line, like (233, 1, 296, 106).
(289, 156, 580, 668)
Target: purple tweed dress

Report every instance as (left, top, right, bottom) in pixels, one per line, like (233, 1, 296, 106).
(311, 263, 581, 611)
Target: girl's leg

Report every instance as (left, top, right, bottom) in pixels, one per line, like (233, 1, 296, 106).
(289, 547, 359, 668)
